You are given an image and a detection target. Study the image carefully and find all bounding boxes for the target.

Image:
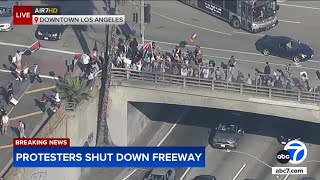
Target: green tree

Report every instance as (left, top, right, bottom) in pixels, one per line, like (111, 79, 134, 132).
(58, 76, 92, 105)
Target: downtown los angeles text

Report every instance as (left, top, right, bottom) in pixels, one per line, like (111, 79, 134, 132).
(272, 167, 307, 175)
(13, 6, 125, 25)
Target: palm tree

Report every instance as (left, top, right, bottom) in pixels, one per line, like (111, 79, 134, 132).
(58, 76, 92, 106)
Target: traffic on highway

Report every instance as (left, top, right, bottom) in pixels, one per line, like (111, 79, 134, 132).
(0, 0, 319, 180)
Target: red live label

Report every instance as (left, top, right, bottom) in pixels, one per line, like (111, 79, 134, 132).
(13, 6, 33, 25)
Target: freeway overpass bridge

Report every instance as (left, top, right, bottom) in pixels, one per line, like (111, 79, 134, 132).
(108, 68, 320, 146)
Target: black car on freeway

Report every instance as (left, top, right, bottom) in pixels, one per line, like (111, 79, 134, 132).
(209, 123, 244, 149)
(277, 134, 301, 145)
(193, 175, 217, 180)
(35, 25, 66, 41)
(255, 35, 314, 63)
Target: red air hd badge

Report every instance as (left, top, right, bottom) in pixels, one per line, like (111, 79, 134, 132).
(13, 6, 33, 25)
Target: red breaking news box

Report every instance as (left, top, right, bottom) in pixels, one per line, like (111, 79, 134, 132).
(13, 138, 70, 147)
(13, 6, 33, 25)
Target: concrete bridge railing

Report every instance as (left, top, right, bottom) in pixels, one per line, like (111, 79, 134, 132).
(111, 68, 320, 104)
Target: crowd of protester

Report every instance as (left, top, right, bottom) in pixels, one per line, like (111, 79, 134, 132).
(111, 37, 316, 93)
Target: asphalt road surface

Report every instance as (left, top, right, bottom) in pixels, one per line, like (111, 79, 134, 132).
(121, 0, 320, 86)
(126, 106, 320, 180)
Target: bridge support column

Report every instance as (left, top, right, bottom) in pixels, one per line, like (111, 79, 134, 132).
(107, 86, 128, 146)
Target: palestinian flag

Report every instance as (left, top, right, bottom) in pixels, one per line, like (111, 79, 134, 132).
(141, 42, 153, 58)
(190, 33, 198, 43)
(23, 40, 41, 55)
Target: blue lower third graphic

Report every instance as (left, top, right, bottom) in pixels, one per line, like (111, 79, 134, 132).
(13, 147, 205, 168)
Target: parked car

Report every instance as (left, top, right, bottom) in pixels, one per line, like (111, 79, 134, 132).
(193, 175, 217, 180)
(209, 123, 244, 149)
(0, 0, 19, 31)
(35, 25, 66, 41)
(144, 168, 175, 180)
(255, 35, 314, 63)
(277, 135, 301, 145)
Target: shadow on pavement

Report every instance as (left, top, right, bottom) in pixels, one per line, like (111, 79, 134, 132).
(40, 0, 97, 54)
(131, 102, 320, 145)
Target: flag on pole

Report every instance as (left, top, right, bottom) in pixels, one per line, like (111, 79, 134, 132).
(190, 33, 198, 43)
(141, 42, 153, 58)
(23, 40, 41, 55)
(28, 40, 41, 52)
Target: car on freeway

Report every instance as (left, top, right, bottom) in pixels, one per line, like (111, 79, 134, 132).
(0, 0, 19, 31)
(144, 168, 175, 180)
(277, 134, 301, 145)
(35, 25, 66, 41)
(255, 35, 314, 63)
(193, 175, 217, 180)
(209, 123, 244, 149)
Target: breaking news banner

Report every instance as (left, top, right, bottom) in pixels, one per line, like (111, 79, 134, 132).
(13, 5, 125, 25)
(13, 138, 205, 168)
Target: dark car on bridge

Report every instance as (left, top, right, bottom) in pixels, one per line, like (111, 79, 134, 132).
(277, 134, 301, 145)
(255, 35, 314, 63)
(35, 25, 66, 41)
(209, 123, 244, 149)
(193, 175, 217, 180)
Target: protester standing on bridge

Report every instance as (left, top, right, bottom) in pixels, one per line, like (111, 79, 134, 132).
(18, 120, 26, 138)
(1, 112, 9, 135)
(228, 56, 236, 81)
(130, 38, 139, 58)
(263, 62, 272, 85)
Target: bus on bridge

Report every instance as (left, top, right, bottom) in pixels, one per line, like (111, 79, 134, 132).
(179, 0, 280, 33)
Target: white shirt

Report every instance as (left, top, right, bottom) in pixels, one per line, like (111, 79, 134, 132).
(181, 68, 188, 77)
(23, 67, 29, 74)
(82, 54, 90, 65)
(2, 115, 9, 125)
(88, 73, 94, 80)
(15, 52, 22, 62)
(203, 68, 209, 78)
(55, 93, 61, 103)
(247, 78, 253, 85)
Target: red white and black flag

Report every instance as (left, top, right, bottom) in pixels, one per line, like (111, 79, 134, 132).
(28, 40, 41, 52)
(23, 40, 41, 55)
(141, 42, 153, 58)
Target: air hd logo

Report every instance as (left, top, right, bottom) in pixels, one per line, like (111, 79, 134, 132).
(277, 140, 307, 164)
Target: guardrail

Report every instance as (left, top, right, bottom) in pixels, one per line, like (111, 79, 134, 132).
(111, 68, 320, 103)
(64, 101, 77, 111)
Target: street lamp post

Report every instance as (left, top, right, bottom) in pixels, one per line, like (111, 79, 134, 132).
(140, 0, 145, 45)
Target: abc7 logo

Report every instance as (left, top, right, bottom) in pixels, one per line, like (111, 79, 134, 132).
(277, 140, 307, 164)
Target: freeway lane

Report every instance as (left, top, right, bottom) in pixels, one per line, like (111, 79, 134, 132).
(126, 107, 320, 180)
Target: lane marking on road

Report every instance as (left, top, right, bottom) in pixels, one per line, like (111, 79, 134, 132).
(8, 84, 31, 115)
(10, 111, 44, 121)
(147, 39, 262, 56)
(279, 3, 320, 10)
(283, 174, 290, 180)
(123, 112, 187, 180)
(232, 163, 247, 180)
(233, 31, 265, 36)
(180, 167, 191, 180)
(279, 19, 301, 24)
(151, 11, 232, 36)
(0, 144, 13, 149)
(0, 41, 76, 55)
(25, 86, 56, 94)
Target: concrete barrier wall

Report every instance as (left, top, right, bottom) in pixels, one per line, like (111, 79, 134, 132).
(5, 83, 100, 180)
(107, 79, 320, 145)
